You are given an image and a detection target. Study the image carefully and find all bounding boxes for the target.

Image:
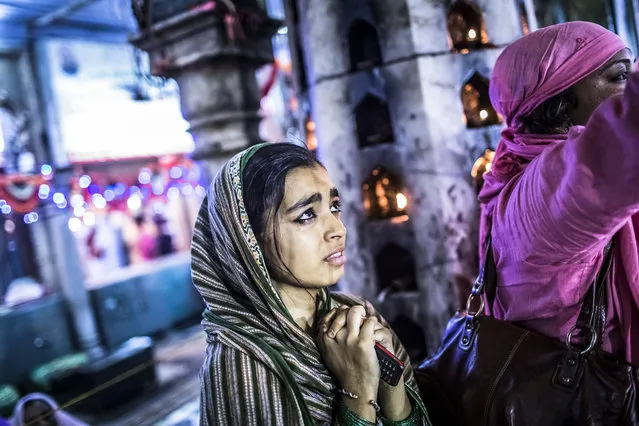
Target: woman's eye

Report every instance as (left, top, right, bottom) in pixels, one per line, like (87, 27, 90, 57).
(295, 208, 316, 224)
(331, 200, 342, 213)
(612, 71, 629, 82)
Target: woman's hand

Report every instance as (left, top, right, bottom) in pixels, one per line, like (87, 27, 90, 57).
(317, 305, 380, 421)
(322, 306, 413, 422)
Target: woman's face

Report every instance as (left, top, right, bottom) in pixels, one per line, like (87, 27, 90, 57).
(265, 165, 346, 288)
(571, 49, 634, 125)
(23, 400, 58, 426)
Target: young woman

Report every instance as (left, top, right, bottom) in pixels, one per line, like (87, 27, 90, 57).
(191, 143, 431, 425)
(479, 21, 639, 363)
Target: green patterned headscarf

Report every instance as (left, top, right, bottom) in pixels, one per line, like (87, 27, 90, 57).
(191, 143, 336, 424)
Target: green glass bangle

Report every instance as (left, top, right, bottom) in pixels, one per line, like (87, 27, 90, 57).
(336, 403, 377, 426)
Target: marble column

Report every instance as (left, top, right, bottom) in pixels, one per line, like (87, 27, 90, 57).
(298, 0, 376, 300)
(130, 5, 281, 182)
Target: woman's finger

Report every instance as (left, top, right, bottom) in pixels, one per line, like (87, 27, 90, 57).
(346, 305, 367, 340)
(358, 317, 377, 345)
(326, 306, 349, 338)
(319, 308, 339, 333)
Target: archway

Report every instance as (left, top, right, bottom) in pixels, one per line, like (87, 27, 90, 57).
(461, 72, 501, 128)
(362, 167, 407, 220)
(348, 19, 383, 71)
(375, 243, 417, 295)
(354, 94, 394, 148)
(447, 1, 489, 52)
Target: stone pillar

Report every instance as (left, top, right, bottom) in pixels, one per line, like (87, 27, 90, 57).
(298, 0, 376, 299)
(402, 0, 523, 350)
(130, 5, 281, 181)
(41, 200, 104, 359)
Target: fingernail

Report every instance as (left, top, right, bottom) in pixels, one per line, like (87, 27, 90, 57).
(328, 330, 335, 338)
(321, 325, 327, 332)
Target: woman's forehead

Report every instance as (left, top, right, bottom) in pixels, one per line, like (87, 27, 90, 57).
(283, 167, 334, 201)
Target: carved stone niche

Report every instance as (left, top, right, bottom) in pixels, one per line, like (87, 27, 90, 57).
(362, 167, 407, 221)
(375, 243, 417, 296)
(461, 72, 501, 128)
(355, 94, 394, 148)
(348, 19, 383, 72)
(447, 1, 490, 53)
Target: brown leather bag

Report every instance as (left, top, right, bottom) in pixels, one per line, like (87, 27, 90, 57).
(415, 238, 639, 426)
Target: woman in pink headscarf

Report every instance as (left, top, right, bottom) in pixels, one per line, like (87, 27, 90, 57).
(479, 21, 639, 364)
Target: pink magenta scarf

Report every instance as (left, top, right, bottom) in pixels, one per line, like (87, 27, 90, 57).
(478, 21, 639, 363)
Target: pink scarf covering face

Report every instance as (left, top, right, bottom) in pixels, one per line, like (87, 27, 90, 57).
(478, 22, 639, 363)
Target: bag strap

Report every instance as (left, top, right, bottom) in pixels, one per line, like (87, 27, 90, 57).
(569, 240, 614, 351)
(468, 236, 614, 352)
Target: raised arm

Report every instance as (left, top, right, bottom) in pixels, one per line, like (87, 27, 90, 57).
(495, 73, 639, 263)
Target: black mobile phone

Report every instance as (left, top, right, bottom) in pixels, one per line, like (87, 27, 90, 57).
(375, 341, 405, 386)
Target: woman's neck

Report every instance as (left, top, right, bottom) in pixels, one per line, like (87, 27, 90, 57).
(276, 282, 319, 332)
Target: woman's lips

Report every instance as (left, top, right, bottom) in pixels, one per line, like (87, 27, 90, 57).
(325, 250, 346, 266)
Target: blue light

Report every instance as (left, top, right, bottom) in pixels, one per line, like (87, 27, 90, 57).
(41, 164, 53, 176)
(138, 169, 152, 185)
(38, 185, 51, 199)
(87, 184, 100, 195)
(114, 183, 126, 195)
(1, 205, 11, 214)
(104, 189, 115, 201)
(169, 167, 183, 179)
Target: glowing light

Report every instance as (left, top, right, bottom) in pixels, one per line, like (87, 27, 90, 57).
(167, 187, 180, 200)
(78, 175, 92, 189)
(1, 205, 11, 215)
(169, 167, 183, 179)
(479, 110, 489, 120)
(129, 186, 141, 195)
(28, 212, 39, 223)
(4, 220, 15, 233)
(0, 200, 5, 207)
(181, 184, 193, 196)
(138, 169, 152, 184)
(38, 185, 51, 199)
(73, 205, 86, 217)
(468, 29, 477, 40)
(127, 195, 142, 211)
(83, 212, 96, 227)
(53, 193, 66, 205)
(41, 164, 53, 176)
(114, 183, 126, 195)
(396, 193, 408, 210)
(152, 183, 165, 196)
(104, 189, 115, 201)
(71, 194, 85, 207)
(277, 26, 288, 35)
(57, 200, 68, 209)
(92, 194, 107, 209)
(68, 217, 82, 232)
(195, 185, 206, 198)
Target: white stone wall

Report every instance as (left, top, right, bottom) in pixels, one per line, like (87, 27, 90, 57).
(297, 0, 525, 351)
